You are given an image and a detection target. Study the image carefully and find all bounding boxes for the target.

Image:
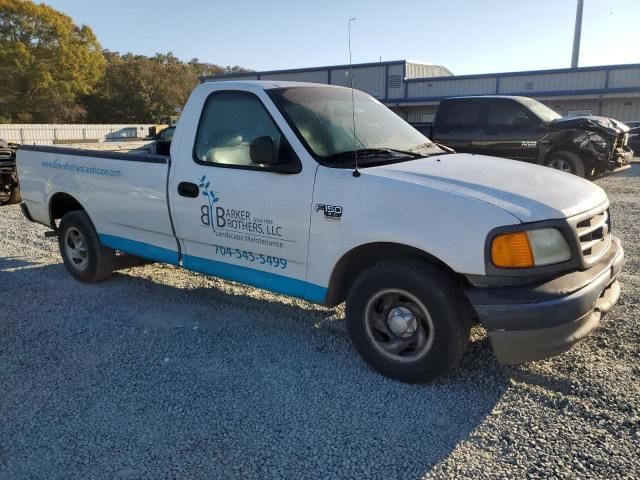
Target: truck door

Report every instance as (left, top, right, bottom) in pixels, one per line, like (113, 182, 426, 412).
(431, 99, 482, 153)
(169, 89, 316, 300)
(480, 99, 542, 162)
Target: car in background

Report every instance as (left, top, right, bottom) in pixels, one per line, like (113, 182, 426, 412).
(154, 126, 175, 156)
(624, 121, 640, 131)
(429, 96, 633, 177)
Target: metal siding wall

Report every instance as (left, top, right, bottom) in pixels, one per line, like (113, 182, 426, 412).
(0, 124, 155, 145)
(521, 98, 640, 121)
(330, 66, 386, 99)
(538, 99, 596, 116)
(608, 68, 640, 88)
(405, 106, 439, 123)
(408, 77, 497, 97)
(261, 70, 329, 83)
(386, 63, 405, 100)
(498, 71, 606, 94)
(600, 98, 640, 121)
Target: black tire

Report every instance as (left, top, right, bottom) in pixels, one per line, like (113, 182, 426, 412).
(58, 210, 115, 283)
(545, 151, 586, 177)
(345, 259, 471, 383)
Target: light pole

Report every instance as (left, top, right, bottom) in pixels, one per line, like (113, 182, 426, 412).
(571, 0, 584, 68)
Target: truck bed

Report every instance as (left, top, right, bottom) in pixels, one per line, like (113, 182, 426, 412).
(17, 145, 179, 263)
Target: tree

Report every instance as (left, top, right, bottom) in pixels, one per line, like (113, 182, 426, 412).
(83, 53, 253, 123)
(0, 0, 105, 123)
(84, 52, 201, 123)
(224, 65, 253, 74)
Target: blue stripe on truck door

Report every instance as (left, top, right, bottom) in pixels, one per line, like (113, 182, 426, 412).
(97, 234, 327, 303)
(99, 234, 180, 265)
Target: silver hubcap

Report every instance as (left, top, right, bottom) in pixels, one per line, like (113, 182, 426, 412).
(548, 158, 572, 172)
(364, 289, 435, 363)
(64, 227, 89, 271)
(387, 306, 417, 337)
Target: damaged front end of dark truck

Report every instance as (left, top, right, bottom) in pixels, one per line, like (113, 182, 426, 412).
(543, 115, 633, 177)
(430, 96, 633, 178)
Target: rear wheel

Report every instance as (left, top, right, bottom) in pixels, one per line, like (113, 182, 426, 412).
(346, 259, 471, 383)
(58, 211, 115, 283)
(545, 151, 586, 177)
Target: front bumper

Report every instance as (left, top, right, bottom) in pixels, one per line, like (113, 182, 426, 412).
(465, 236, 624, 364)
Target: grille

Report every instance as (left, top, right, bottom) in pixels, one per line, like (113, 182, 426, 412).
(614, 133, 627, 149)
(574, 208, 610, 265)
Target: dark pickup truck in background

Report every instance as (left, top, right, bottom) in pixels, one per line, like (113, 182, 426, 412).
(424, 96, 633, 177)
(153, 125, 175, 156)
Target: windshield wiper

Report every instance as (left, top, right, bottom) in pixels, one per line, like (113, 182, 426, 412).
(410, 142, 455, 154)
(326, 148, 425, 161)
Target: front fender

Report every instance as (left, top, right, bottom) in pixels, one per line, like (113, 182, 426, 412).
(306, 166, 522, 291)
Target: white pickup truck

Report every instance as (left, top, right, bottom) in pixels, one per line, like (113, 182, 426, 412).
(17, 81, 624, 383)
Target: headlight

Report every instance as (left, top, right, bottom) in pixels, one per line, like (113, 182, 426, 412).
(590, 133, 609, 152)
(491, 228, 571, 268)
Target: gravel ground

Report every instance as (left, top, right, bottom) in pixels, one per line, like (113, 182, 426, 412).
(1, 166, 639, 480)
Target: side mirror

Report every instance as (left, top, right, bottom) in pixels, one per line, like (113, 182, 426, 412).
(250, 136, 278, 165)
(513, 115, 532, 127)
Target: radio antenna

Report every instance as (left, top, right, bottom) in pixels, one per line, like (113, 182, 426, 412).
(348, 17, 360, 177)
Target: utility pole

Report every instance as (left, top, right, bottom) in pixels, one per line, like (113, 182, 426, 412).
(571, 0, 584, 68)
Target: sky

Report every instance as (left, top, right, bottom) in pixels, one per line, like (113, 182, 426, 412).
(41, 0, 640, 75)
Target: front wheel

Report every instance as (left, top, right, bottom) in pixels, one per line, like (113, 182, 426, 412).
(545, 151, 586, 177)
(58, 211, 115, 283)
(346, 259, 471, 383)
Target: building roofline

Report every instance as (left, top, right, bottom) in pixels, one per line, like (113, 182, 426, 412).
(405, 62, 640, 83)
(385, 86, 640, 106)
(201, 59, 408, 81)
(202, 61, 640, 85)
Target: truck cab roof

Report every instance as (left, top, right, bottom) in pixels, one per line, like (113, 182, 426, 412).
(200, 79, 347, 91)
(441, 95, 533, 102)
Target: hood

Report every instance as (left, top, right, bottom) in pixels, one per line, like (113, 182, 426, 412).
(548, 115, 629, 136)
(369, 154, 607, 222)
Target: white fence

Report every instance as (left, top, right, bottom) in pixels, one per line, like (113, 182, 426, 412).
(0, 124, 156, 145)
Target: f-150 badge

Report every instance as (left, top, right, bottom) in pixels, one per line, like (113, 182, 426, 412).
(315, 204, 343, 220)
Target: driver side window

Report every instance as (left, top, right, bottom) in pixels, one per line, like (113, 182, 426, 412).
(194, 91, 282, 167)
(486, 101, 532, 128)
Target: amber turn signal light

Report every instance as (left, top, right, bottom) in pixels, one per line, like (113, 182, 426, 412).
(491, 232, 534, 268)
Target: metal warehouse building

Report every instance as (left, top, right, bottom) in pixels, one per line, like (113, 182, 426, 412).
(204, 60, 640, 124)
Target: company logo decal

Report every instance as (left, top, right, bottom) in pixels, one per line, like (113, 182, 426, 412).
(197, 175, 290, 249)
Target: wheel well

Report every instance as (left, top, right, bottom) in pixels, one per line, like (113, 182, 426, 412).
(324, 242, 463, 306)
(545, 148, 592, 166)
(49, 192, 84, 229)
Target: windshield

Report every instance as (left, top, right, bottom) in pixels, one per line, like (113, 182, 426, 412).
(269, 86, 441, 164)
(519, 98, 561, 122)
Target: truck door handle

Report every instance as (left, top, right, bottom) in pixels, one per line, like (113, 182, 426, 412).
(177, 182, 199, 198)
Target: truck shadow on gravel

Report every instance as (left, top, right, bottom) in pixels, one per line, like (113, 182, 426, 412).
(1, 262, 512, 479)
(604, 165, 640, 178)
(0, 255, 40, 270)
